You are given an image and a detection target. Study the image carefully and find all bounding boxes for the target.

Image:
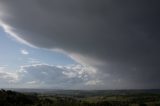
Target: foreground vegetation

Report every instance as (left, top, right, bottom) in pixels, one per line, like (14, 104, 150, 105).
(0, 89, 160, 106)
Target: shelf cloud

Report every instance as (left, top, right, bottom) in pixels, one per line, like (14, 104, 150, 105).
(0, 0, 160, 89)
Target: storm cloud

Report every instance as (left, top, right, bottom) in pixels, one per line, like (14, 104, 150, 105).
(0, 0, 160, 89)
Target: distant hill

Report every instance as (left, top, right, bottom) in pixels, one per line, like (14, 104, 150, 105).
(0, 89, 160, 106)
(6, 88, 160, 96)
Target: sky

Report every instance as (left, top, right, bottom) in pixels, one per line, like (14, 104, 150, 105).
(0, 0, 160, 89)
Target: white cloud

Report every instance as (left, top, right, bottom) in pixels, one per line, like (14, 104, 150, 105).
(85, 80, 103, 86)
(0, 63, 103, 88)
(21, 49, 29, 55)
(0, 71, 19, 83)
(62, 64, 96, 80)
(0, 65, 18, 83)
(0, 65, 7, 70)
(0, 69, 19, 83)
(17, 64, 102, 88)
(27, 80, 39, 84)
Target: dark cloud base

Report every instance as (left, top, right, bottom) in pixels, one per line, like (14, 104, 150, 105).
(0, 0, 160, 89)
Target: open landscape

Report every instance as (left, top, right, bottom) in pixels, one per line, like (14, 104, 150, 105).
(0, 89, 160, 106)
(0, 0, 160, 106)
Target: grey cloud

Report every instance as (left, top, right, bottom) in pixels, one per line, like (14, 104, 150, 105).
(0, 0, 160, 88)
